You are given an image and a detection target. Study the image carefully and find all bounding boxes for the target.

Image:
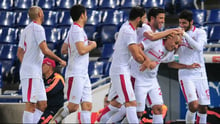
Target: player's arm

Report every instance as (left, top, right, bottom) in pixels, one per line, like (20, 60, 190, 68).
(39, 41, 66, 67)
(128, 43, 145, 64)
(168, 61, 201, 69)
(143, 28, 181, 41)
(75, 40, 97, 55)
(182, 30, 207, 51)
(61, 42, 68, 54)
(17, 47, 25, 63)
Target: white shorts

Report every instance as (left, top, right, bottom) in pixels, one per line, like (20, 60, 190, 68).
(21, 78, 47, 103)
(109, 74, 136, 104)
(66, 75, 92, 104)
(179, 77, 210, 105)
(134, 77, 163, 112)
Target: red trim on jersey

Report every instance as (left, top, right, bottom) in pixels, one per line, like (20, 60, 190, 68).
(147, 94, 152, 105)
(27, 78, 32, 102)
(162, 39, 165, 46)
(97, 106, 110, 122)
(24, 41, 27, 53)
(67, 77, 74, 100)
(180, 80, 188, 103)
(74, 22, 82, 28)
(33, 21, 37, 23)
(207, 110, 220, 118)
(129, 22, 135, 31)
(68, 36, 71, 56)
(120, 75, 129, 102)
(192, 26, 196, 32)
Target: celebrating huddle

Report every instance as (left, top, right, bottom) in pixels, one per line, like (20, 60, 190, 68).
(18, 4, 210, 124)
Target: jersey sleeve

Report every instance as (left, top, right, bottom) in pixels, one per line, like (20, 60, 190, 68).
(161, 52, 175, 63)
(183, 29, 207, 51)
(64, 30, 70, 44)
(34, 25, 46, 45)
(18, 31, 25, 49)
(70, 29, 84, 43)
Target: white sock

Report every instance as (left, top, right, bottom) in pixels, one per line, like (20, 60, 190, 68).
(126, 106, 139, 123)
(23, 111, 34, 123)
(185, 110, 196, 123)
(152, 114, 163, 123)
(196, 113, 207, 124)
(107, 105, 126, 123)
(80, 110, 91, 123)
(99, 104, 119, 123)
(54, 106, 70, 123)
(33, 108, 43, 123)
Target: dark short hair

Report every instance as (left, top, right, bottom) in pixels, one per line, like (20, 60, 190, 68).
(147, 7, 165, 21)
(179, 10, 193, 22)
(129, 6, 146, 21)
(70, 4, 86, 21)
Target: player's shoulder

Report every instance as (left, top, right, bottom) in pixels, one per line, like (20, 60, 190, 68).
(32, 22, 44, 31)
(194, 26, 206, 34)
(121, 21, 136, 34)
(70, 24, 83, 33)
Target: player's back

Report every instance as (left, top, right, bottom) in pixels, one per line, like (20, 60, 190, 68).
(110, 21, 137, 75)
(19, 22, 46, 79)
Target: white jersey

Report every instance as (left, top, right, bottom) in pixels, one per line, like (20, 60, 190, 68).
(19, 22, 46, 79)
(110, 21, 137, 75)
(131, 39, 175, 84)
(136, 23, 159, 42)
(65, 23, 89, 77)
(177, 26, 207, 79)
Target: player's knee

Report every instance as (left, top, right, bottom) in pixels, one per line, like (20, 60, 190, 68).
(152, 105, 162, 114)
(198, 105, 208, 113)
(137, 112, 143, 118)
(68, 103, 79, 113)
(37, 101, 47, 112)
(188, 101, 199, 112)
(81, 102, 92, 111)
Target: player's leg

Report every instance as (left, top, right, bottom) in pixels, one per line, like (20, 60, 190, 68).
(80, 76, 92, 123)
(149, 79, 164, 123)
(195, 79, 210, 124)
(180, 79, 198, 123)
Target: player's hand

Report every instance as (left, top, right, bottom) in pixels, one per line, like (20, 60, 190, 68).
(139, 59, 152, 71)
(149, 61, 158, 69)
(59, 60, 66, 67)
(186, 63, 201, 69)
(88, 40, 97, 48)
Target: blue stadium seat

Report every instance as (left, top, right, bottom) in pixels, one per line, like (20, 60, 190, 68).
(103, 61, 111, 77)
(42, 11, 57, 27)
(88, 61, 105, 78)
(0, 11, 15, 27)
(86, 10, 102, 25)
(35, 0, 56, 10)
(98, 0, 120, 10)
(208, 25, 220, 43)
(57, 11, 72, 27)
(0, 59, 15, 81)
(0, 28, 18, 44)
(100, 25, 118, 43)
(175, 0, 197, 13)
(120, 8, 130, 22)
(84, 25, 96, 40)
(45, 27, 61, 43)
(0, 44, 18, 60)
(142, 0, 165, 9)
(14, 0, 34, 10)
(0, 0, 13, 10)
(164, 0, 175, 14)
(60, 27, 70, 41)
(99, 43, 115, 60)
(15, 11, 30, 27)
(206, 9, 220, 25)
(120, 0, 141, 9)
(102, 10, 124, 25)
(78, 0, 99, 10)
(56, 0, 77, 10)
(192, 9, 207, 27)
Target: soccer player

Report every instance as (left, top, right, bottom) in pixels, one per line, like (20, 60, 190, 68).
(168, 10, 210, 124)
(137, 7, 181, 42)
(131, 34, 200, 123)
(17, 6, 66, 123)
(49, 5, 97, 123)
(38, 58, 65, 124)
(97, 6, 155, 123)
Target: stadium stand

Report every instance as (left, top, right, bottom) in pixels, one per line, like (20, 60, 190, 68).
(42, 10, 57, 27)
(98, 0, 120, 10)
(35, 0, 56, 10)
(55, 0, 77, 10)
(142, 0, 165, 9)
(0, 11, 15, 27)
(0, 0, 13, 10)
(192, 9, 207, 27)
(14, 0, 34, 10)
(0, 28, 18, 44)
(78, 0, 99, 10)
